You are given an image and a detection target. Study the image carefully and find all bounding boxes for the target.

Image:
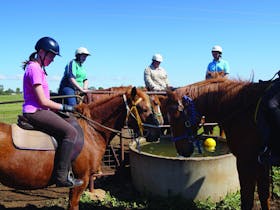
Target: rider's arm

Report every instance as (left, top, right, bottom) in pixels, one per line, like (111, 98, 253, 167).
(83, 79, 88, 90)
(33, 84, 63, 110)
(144, 68, 158, 90)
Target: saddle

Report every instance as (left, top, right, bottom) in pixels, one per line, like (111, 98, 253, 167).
(13, 115, 57, 150)
(14, 115, 84, 161)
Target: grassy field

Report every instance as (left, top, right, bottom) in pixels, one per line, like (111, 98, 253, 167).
(0, 94, 23, 124)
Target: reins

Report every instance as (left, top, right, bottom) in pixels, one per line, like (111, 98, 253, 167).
(75, 112, 122, 135)
(74, 93, 160, 139)
(171, 95, 203, 153)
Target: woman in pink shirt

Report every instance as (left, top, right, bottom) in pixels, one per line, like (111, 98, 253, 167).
(22, 37, 83, 188)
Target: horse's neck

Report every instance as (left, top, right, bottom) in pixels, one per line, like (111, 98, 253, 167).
(91, 95, 126, 137)
(194, 82, 265, 124)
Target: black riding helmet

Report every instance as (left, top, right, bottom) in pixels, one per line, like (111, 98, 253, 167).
(35, 37, 60, 56)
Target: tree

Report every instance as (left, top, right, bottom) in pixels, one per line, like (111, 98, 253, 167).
(16, 88, 21, 94)
(5, 88, 14, 94)
(0, 85, 3, 94)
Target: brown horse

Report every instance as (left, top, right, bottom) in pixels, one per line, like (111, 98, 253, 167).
(0, 87, 161, 210)
(84, 86, 165, 130)
(165, 78, 274, 210)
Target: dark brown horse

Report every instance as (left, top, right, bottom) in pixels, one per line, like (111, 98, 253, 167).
(165, 78, 274, 210)
(0, 87, 160, 210)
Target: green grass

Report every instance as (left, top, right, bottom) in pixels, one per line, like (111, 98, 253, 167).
(0, 94, 23, 124)
(273, 166, 280, 197)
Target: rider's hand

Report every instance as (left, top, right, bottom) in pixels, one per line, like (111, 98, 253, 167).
(62, 104, 75, 112)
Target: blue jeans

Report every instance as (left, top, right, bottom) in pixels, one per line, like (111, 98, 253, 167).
(60, 87, 77, 106)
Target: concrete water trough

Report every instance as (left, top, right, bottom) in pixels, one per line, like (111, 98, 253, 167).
(129, 138, 240, 202)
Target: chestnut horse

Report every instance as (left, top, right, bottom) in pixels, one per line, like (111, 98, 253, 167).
(165, 78, 275, 210)
(0, 87, 160, 210)
(84, 86, 165, 128)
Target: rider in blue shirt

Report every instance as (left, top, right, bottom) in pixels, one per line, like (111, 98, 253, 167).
(205, 45, 230, 80)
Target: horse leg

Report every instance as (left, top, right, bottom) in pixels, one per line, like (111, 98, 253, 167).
(68, 177, 89, 210)
(236, 157, 256, 210)
(256, 163, 270, 210)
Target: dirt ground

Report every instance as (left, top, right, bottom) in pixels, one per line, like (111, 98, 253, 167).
(0, 184, 69, 210)
(0, 172, 280, 210)
(0, 134, 280, 210)
(0, 166, 136, 210)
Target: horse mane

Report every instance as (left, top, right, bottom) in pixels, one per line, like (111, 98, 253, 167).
(174, 78, 269, 120)
(176, 78, 248, 97)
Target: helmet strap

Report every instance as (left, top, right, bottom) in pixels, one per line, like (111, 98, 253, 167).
(37, 52, 48, 75)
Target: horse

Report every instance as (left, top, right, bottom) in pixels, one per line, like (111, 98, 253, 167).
(0, 86, 161, 210)
(164, 78, 276, 210)
(84, 86, 165, 131)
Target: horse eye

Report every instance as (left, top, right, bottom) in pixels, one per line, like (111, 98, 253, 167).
(137, 106, 148, 113)
(142, 108, 148, 113)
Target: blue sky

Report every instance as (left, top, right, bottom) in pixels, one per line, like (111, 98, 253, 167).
(1, 0, 280, 92)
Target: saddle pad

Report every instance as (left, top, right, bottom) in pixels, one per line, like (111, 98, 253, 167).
(11, 124, 57, 150)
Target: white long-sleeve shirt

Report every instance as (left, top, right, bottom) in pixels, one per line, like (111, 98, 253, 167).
(144, 65, 169, 91)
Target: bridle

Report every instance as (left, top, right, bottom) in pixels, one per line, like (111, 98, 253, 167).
(123, 94, 144, 136)
(149, 96, 164, 126)
(75, 93, 160, 139)
(169, 95, 202, 153)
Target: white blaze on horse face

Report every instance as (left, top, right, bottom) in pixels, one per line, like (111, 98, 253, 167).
(178, 100, 184, 111)
(154, 104, 163, 125)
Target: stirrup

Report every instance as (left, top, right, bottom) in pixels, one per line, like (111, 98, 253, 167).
(67, 170, 83, 187)
(56, 170, 83, 188)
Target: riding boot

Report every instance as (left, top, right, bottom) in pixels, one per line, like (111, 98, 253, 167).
(55, 140, 83, 188)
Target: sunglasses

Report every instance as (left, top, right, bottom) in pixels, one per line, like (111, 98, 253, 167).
(212, 51, 222, 54)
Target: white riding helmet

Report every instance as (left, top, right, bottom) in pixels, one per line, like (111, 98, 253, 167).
(212, 45, 223, 53)
(152, 53, 163, 62)
(75, 47, 91, 56)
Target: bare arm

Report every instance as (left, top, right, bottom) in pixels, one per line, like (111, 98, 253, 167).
(33, 84, 62, 110)
(69, 78, 91, 93)
(83, 79, 88, 90)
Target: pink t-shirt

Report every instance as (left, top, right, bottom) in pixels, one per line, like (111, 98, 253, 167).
(22, 61, 50, 113)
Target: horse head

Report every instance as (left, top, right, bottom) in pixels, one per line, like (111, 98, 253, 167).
(166, 90, 200, 157)
(125, 87, 161, 142)
(148, 95, 164, 126)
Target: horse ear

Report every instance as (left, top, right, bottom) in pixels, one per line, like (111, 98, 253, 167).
(131, 86, 137, 98)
